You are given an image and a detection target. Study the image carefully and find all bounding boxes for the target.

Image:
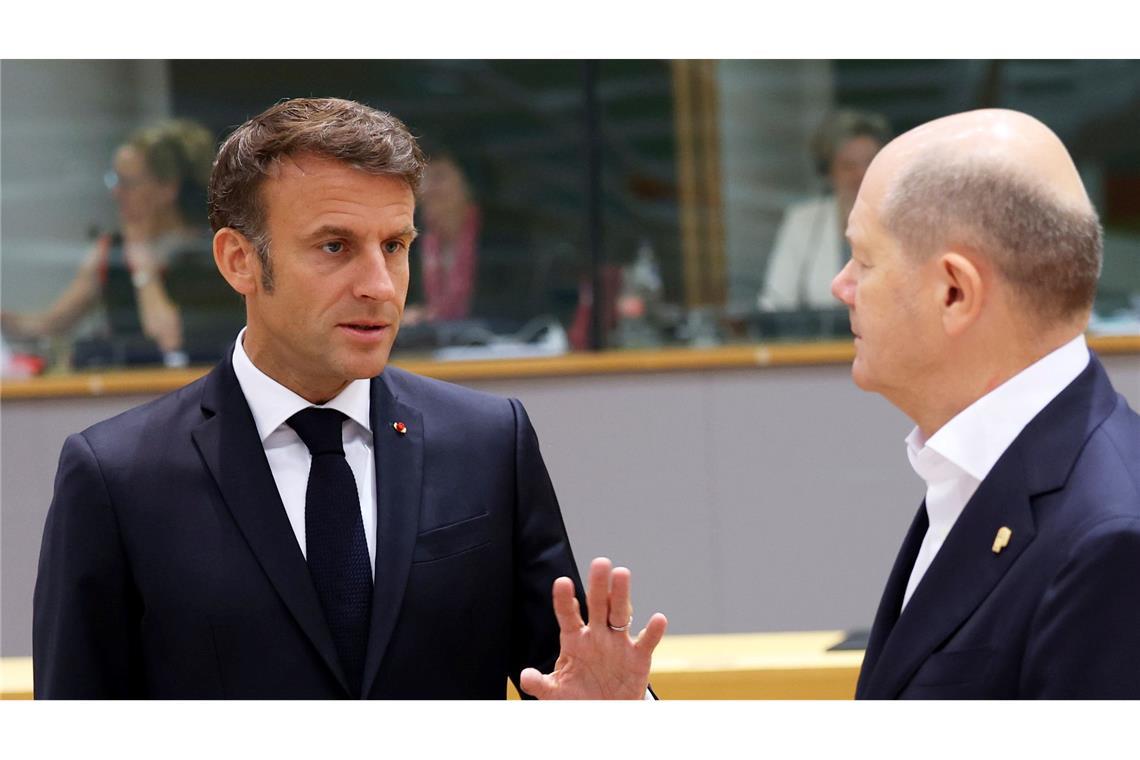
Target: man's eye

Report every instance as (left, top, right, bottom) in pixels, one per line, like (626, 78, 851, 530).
(321, 241, 344, 254)
(383, 240, 406, 254)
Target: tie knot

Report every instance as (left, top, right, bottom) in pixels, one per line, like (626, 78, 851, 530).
(288, 408, 347, 456)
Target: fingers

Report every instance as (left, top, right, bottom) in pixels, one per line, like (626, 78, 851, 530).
(608, 566, 632, 629)
(551, 576, 584, 632)
(586, 557, 612, 627)
(634, 613, 668, 655)
(519, 667, 554, 699)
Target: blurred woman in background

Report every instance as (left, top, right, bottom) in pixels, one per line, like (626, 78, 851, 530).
(404, 154, 481, 324)
(2, 118, 221, 366)
(758, 109, 891, 312)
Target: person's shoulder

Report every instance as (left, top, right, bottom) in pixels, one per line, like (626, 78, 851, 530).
(1101, 391, 1140, 457)
(1094, 394, 1140, 504)
(379, 365, 516, 418)
(1055, 394, 1140, 533)
(77, 371, 209, 453)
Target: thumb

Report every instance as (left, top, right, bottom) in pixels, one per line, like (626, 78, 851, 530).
(519, 667, 555, 699)
(634, 613, 669, 654)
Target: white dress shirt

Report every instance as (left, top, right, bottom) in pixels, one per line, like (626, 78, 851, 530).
(900, 334, 1091, 611)
(231, 329, 378, 576)
(233, 331, 653, 698)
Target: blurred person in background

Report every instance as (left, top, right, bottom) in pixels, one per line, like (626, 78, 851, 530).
(758, 109, 891, 312)
(404, 154, 481, 325)
(2, 119, 238, 367)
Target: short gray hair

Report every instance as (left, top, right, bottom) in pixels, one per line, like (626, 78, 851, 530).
(882, 155, 1102, 323)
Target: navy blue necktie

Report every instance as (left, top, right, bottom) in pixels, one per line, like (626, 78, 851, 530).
(288, 408, 372, 697)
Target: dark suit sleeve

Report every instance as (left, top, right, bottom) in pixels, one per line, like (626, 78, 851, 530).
(1022, 517, 1140, 698)
(506, 399, 586, 693)
(33, 433, 143, 698)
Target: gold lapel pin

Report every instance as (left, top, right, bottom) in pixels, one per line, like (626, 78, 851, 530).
(992, 526, 1012, 555)
(392, 421, 407, 435)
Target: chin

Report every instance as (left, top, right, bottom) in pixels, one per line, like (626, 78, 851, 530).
(849, 361, 877, 393)
(359, 354, 393, 379)
(340, 347, 393, 381)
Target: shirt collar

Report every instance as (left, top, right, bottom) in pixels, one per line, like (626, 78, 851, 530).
(905, 334, 1089, 483)
(231, 328, 373, 443)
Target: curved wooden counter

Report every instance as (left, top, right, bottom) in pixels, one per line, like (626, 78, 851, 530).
(3, 630, 862, 699)
(3, 335, 1138, 400)
(0, 657, 32, 700)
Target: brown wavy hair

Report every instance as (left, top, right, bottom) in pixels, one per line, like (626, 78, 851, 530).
(208, 97, 426, 276)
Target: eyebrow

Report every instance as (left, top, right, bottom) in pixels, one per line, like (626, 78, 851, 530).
(305, 225, 356, 242)
(304, 224, 419, 242)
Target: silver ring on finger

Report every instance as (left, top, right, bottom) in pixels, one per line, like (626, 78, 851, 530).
(607, 616, 633, 632)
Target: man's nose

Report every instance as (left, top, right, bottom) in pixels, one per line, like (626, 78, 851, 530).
(831, 261, 855, 306)
(353, 247, 398, 301)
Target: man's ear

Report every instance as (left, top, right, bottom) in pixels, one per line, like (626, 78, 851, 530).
(937, 251, 985, 337)
(213, 227, 260, 296)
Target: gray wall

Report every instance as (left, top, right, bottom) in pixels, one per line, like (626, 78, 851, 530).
(3, 354, 1137, 656)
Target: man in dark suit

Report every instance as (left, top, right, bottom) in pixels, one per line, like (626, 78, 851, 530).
(32, 98, 666, 699)
(830, 108, 1140, 698)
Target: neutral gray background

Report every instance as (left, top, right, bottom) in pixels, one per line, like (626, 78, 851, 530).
(3, 354, 1137, 656)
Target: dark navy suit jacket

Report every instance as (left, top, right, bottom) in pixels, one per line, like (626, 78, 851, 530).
(857, 355, 1140, 698)
(33, 353, 584, 698)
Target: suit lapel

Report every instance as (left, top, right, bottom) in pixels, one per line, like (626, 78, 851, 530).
(361, 373, 424, 697)
(861, 450, 1037, 698)
(861, 354, 1117, 699)
(191, 356, 350, 694)
(855, 503, 928, 698)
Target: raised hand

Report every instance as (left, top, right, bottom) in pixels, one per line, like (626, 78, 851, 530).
(520, 557, 667, 700)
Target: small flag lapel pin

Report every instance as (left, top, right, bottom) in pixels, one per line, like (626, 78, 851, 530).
(992, 526, 1012, 555)
(392, 421, 408, 435)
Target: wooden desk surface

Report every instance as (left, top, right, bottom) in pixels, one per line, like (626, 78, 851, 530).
(4, 334, 1137, 400)
(648, 630, 862, 699)
(0, 342, 854, 399)
(0, 657, 32, 700)
(0, 631, 864, 700)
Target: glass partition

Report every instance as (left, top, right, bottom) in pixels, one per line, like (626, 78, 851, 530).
(3, 59, 1139, 377)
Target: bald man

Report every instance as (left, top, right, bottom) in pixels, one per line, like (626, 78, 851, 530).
(832, 109, 1140, 698)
